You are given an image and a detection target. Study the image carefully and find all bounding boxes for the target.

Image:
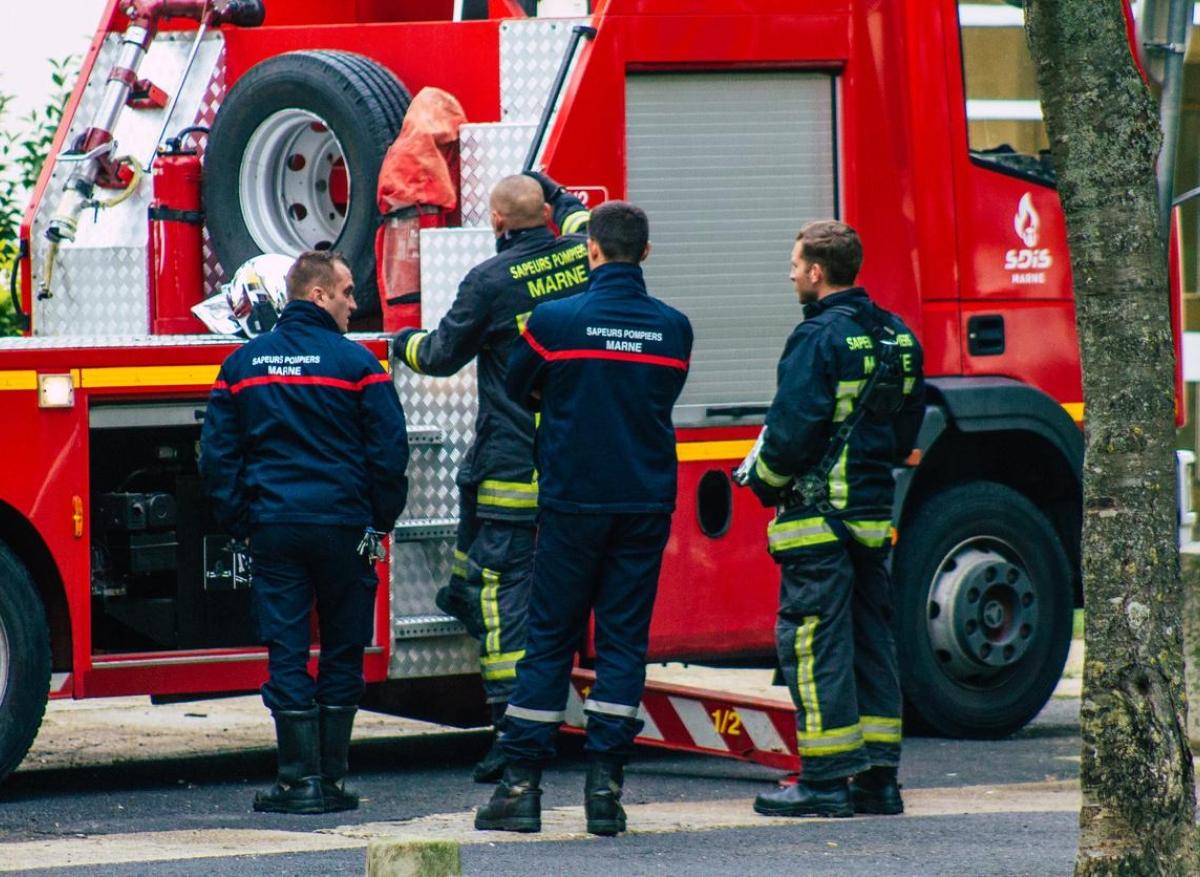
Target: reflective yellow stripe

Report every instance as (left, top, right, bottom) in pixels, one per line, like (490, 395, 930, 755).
(767, 516, 839, 553)
(797, 722, 864, 756)
(0, 370, 38, 391)
(82, 365, 220, 388)
(833, 379, 865, 423)
(404, 331, 428, 373)
(561, 210, 590, 235)
(845, 519, 892, 548)
(451, 548, 468, 580)
(516, 311, 531, 334)
(861, 715, 902, 744)
(903, 376, 915, 394)
(481, 569, 502, 655)
(478, 479, 539, 510)
(828, 443, 850, 511)
(481, 649, 525, 680)
(676, 439, 756, 462)
(754, 454, 790, 488)
(794, 615, 821, 734)
(1063, 402, 1083, 421)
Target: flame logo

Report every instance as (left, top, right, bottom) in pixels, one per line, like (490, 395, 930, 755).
(1014, 193, 1040, 248)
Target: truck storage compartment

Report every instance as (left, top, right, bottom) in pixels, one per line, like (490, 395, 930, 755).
(88, 401, 256, 652)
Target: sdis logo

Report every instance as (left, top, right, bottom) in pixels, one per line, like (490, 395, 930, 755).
(1004, 193, 1053, 282)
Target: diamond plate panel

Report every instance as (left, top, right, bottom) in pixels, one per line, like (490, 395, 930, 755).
(197, 44, 228, 297)
(460, 123, 537, 227)
(31, 32, 224, 336)
(499, 18, 590, 124)
(418, 228, 496, 328)
(388, 635, 479, 679)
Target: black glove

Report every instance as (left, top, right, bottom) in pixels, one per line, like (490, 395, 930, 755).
(522, 170, 564, 203)
(392, 327, 423, 371)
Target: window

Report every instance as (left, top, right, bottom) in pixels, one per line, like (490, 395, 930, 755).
(959, 1, 1056, 185)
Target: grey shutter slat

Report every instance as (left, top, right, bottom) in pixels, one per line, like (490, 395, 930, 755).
(625, 72, 838, 425)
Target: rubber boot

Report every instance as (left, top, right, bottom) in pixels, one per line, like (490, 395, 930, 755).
(436, 585, 484, 638)
(584, 757, 627, 836)
(474, 762, 543, 832)
(850, 765, 904, 815)
(473, 703, 508, 784)
(753, 776, 853, 818)
(318, 704, 360, 813)
(253, 707, 325, 814)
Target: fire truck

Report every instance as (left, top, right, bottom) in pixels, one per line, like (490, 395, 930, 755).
(0, 0, 1181, 784)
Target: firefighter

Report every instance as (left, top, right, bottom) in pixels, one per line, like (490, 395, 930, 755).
(474, 201, 693, 837)
(200, 250, 410, 815)
(392, 173, 590, 783)
(743, 220, 925, 818)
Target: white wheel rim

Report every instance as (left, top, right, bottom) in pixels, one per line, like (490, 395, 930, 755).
(239, 108, 351, 254)
(0, 611, 9, 704)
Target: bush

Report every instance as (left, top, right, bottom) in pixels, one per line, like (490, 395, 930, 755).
(0, 57, 79, 337)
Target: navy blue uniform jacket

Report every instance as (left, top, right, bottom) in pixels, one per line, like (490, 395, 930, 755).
(506, 261, 693, 514)
(200, 299, 410, 538)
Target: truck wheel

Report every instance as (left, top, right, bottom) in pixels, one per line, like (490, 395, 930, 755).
(0, 542, 50, 783)
(893, 481, 1073, 738)
(204, 51, 411, 318)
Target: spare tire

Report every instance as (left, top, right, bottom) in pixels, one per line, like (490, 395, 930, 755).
(204, 51, 410, 319)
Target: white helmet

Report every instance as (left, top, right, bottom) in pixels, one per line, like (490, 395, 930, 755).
(223, 253, 293, 337)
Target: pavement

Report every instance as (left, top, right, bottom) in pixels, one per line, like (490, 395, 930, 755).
(0, 644, 1087, 876)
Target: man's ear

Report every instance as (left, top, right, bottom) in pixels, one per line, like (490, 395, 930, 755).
(587, 238, 603, 265)
(491, 209, 506, 235)
(543, 203, 553, 226)
(640, 241, 652, 263)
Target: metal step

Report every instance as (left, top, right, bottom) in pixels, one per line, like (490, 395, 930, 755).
(405, 424, 447, 447)
(393, 615, 468, 639)
(393, 517, 459, 540)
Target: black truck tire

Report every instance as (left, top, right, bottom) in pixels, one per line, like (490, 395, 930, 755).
(893, 481, 1073, 738)
(203, 50, 411, 319)
(0, 542, 50, 784)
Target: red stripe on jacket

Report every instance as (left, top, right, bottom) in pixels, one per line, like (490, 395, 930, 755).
(215, 372, 391, 395)
(522, 330, 688, 371)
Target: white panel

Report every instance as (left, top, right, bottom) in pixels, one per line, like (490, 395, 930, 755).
(626, 72, 837, 423)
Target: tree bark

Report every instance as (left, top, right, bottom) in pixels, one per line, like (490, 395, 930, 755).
(1024, 2, 1197, 874)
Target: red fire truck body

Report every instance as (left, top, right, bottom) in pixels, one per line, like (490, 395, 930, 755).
(0, 0, 1166, 782)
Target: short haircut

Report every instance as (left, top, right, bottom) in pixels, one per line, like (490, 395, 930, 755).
(286, 250, 349, 300)
(490, 175, 546, 227)
(796, 221, 863, 286)
(589, 201, 649, 263)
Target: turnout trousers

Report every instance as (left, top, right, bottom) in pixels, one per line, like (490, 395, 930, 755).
(776, 534, 902, 781)
(449, 486, 535, 705)
(250, 524, 378, 712)
(501, 509, 672, 763)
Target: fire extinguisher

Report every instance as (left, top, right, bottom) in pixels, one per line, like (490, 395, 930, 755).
(148, 126, 206, 335)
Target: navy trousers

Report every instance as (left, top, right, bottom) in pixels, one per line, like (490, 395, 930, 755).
(250, 524, 378, 712)
(501, 509, 671, 763)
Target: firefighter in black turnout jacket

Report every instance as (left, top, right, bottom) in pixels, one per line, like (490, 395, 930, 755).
(392, 173, 590, 782)
(475, 201, 692, 837)
(200, 251, 410, 815)
(745, 221, 924, 818)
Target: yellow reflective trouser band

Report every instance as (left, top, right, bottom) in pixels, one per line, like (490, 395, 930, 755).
(861, 715, 902, 744)
(794, 615, 821, 734)
(845, 519, 893, 548)
(481, 569, 502, 654)
(767, 516, 839, 553)
(828, 442, 849, 511)
(797, 722, 864, 756)
(754, 454, 790, 487)
(506, 704, 565, 723)
(833, 379, 865, 422)
(451, 548, 468, 579)
(404, 331, 428, 372)
(583, 698, 640, 719)
(561, 210, 590, 235)
(478, 479, 539, 510)
(481, 649, 525, 681)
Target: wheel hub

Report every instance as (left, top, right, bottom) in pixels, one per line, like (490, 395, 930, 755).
(926, 541, 1039, 682)
(239, 108, 351, 255)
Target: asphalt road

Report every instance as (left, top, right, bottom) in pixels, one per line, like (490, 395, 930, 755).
(0, 688, 1083, 877)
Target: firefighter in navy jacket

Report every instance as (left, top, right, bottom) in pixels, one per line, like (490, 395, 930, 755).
(475, 201, 692, 837)
(745, 221, 924, 819)
(392, 173, 590, 782)
(200, 250, 409, 816)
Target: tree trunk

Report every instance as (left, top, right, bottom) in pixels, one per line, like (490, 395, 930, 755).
(1024, 2, 1197, 874)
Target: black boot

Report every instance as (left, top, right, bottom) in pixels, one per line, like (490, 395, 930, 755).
(473, 703, 508, 784)
(850, 766, 903, 815)
(435, 585, 484, 638)
(753, 776, 853, 818)
(318, 704, 360, 813)
(253, 707, 325, 814)
(474, 762, 543, 833)
(584, 757, 627, 836)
